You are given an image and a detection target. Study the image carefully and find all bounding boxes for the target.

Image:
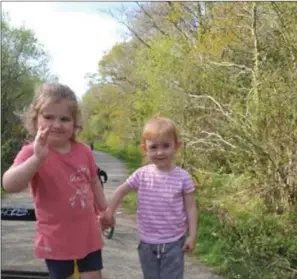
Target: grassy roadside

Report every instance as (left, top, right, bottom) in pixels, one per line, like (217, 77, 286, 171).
(1, 187, 6, 197)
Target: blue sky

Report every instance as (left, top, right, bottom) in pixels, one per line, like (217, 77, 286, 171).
(2, 2, 138, 99)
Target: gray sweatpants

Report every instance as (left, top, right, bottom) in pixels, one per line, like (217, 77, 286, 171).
(137, 235, 185, 279)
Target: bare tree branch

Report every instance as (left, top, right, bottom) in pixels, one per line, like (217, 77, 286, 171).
(200, 130, 237, 148)
(208, 60, 254, 73)
(188, 94, 235, 122)
(100, 8, 151, 49)
(136, 2, 169, 37)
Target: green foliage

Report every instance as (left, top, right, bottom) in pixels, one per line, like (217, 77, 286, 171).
(196, 172, 297, 279)
(221, 213, 297, 279)
(80, 2, 297, 278)
(1, 14, 52, 177)
(195, 210, 226, 269)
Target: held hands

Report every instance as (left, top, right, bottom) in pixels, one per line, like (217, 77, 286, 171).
(182, 236, 196, 253)
(34, 126, 51, 161)
(99, 210, 115, 230)
(99, 210, 196, 252)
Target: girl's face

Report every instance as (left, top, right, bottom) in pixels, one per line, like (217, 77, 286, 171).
(37, 100, 75, 147)
(143, 134, 181, 171)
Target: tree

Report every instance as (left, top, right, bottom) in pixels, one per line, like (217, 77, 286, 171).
(81, 3, 297, 278)
(1, 13, 52, 175)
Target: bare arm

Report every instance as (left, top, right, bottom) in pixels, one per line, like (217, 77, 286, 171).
(3, 126, 50, 193)
(2, 155, 43, 193)
(106, 183, 132, 215)
(184, 191, 198, 241)
(91, 176, 109, 211)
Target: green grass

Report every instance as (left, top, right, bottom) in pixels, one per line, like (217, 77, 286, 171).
(195, 210, 226, 270)
(122, 191, 138, 213)
(1, 187, 6, 197)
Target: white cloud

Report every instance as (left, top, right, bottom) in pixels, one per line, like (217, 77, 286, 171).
(3, 2, 126, 98)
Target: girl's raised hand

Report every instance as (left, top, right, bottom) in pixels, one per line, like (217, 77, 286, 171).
(34, 126, 51, 161)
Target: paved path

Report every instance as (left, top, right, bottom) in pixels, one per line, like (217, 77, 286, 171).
(1, 151, 222, 279)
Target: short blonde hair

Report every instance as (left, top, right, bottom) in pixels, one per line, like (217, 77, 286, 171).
(141, 115, 180, 146)
(19, 82, 81, 140)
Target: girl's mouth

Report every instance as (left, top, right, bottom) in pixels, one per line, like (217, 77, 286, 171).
(155, 157, 167, 161)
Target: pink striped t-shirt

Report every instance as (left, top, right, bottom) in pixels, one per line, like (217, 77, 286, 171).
(126, 164, 195, 244)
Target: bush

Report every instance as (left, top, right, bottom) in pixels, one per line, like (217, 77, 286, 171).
(1, 137, 24, 177)
(197, 172, 297, 279)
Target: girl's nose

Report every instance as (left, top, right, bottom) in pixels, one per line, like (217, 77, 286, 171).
(157, 149, 163, 155)
(52, 120, 62, 128)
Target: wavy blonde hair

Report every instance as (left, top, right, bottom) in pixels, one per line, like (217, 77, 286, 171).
(19, 82, 81, 141)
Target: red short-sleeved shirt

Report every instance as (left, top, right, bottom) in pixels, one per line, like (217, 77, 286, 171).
(13, 142, 104, 260)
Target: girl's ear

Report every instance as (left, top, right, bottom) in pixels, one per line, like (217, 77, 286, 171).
(140, 144, 147, 153)
(176, 141, 183, 150)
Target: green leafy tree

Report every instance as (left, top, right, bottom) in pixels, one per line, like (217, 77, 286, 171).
(1, 14, 53, 176)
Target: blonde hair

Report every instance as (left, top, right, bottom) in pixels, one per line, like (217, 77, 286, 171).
(141, 115, 180, 146)
(19, 82, 81, 140)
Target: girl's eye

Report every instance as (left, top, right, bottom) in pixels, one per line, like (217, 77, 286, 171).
(163, 143, 170, 148)
(150, 145, 157, 150)
(43, 115, 53, 120)
(61, 117, 70, 122)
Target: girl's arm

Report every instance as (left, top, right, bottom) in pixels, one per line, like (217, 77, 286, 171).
(2, 155, 43, 193)
(3, 127, 50, 193)
(184, 191, 198, 242)
(106, 183, 132, 216)
(91, 176, 109, 211)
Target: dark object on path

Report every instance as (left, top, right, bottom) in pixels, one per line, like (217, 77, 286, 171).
(1, 207, 36, 221)
(98, 168, 108, 185)
(90, 143, 94, 150)
(2, 270, 49, 279)
(96, 167, 114, 239)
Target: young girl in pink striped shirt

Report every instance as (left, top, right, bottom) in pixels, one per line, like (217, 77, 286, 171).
(104, 115, 197, 279)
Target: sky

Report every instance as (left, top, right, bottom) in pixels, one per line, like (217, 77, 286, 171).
(2, 2, 138, 99)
